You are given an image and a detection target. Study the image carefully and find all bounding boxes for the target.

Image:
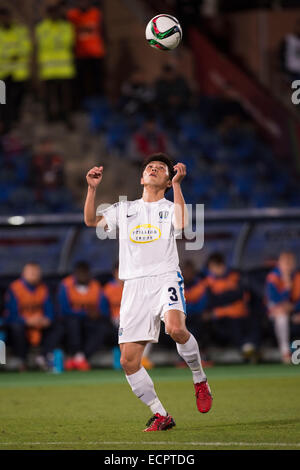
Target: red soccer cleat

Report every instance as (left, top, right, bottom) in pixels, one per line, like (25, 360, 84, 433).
(74, 357, 91, 371)
(194, 380, 213, 413)
(143, 413, 176, 432)
(64, 358, 76, 371)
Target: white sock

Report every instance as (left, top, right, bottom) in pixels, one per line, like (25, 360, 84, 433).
(126, 367, 167, 416)
(176, 334, 207, 384)
(273, 315, 290, 356)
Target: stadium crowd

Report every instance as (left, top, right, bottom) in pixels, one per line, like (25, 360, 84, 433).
(1, 249, 300, 371)
(0, 0, 106, 132)
(0, 0, 106, 214)
(0, 1, 300, 214)
(0, 133, 76, 214)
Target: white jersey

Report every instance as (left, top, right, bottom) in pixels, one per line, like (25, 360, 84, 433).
(97, 197, 181, 280)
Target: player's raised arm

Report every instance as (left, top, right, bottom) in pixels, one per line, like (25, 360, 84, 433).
(84, 166, 107, 228)
(172, 162, 189, 230)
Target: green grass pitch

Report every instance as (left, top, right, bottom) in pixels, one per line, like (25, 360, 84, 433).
(0, 364, 299, 450)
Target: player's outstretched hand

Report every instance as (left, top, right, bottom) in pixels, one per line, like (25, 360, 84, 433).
(86, 166, 103, 188)
(172, 163, 186, 185)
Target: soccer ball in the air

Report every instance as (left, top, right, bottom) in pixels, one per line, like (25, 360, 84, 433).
(145, 14, 182, 51)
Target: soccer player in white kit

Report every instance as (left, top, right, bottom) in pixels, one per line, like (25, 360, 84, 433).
(84, 153, 212, 431)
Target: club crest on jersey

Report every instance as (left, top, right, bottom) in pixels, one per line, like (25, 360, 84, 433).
(118, 328, 123, 336)
(159, 210, 169, 220)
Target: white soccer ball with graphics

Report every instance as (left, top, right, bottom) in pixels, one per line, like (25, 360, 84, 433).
(145, 14, 182, 51)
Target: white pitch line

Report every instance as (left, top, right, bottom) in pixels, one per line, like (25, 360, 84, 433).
(0, 441, 299, 447)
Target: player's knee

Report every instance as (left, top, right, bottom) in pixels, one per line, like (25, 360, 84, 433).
(120, 354, 139, 374)
(120, 354, 128, 370)
(167, 326, 186, 342)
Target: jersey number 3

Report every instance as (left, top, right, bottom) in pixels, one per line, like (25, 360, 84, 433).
(168, 287, 178, 302)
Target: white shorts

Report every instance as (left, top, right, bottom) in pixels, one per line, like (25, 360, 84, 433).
(118, 271, 186, 344)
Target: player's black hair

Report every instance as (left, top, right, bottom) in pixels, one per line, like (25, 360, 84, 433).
(141, 153, 175, 193)
(23, 261, 40, 268)
(74, 261, 90, 272)
(207, 252, 225, 266)
(278, 249, 294, 256)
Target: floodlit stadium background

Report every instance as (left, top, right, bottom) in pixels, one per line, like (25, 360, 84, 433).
(1, 0, 300, 369)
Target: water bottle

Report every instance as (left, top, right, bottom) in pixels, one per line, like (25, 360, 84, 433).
(52, 349, 64, 374)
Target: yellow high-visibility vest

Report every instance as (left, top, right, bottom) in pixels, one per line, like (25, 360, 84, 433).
(35, 19, 75, 80)
(0, 25, 18, 79)
(0, 24, 32, 81)
(12, 24, 32, 82)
